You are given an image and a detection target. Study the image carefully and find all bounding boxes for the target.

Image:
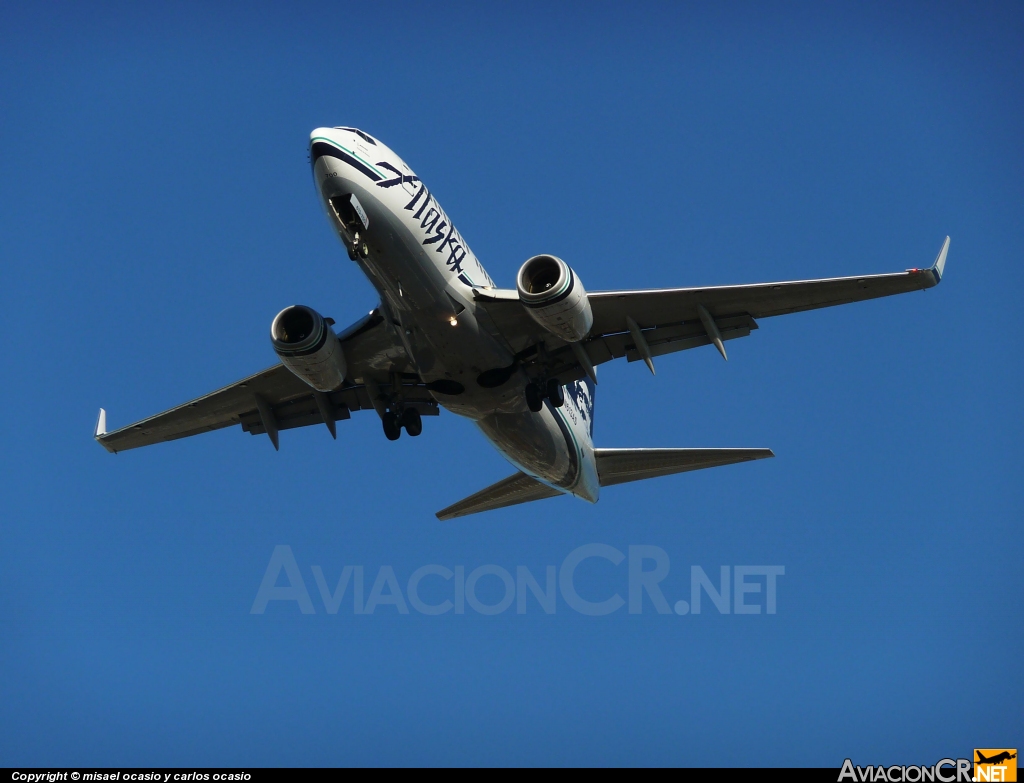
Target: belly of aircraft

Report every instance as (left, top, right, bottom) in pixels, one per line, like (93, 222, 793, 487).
(316, 158, 521, 420)
(476, 408, 582, 491)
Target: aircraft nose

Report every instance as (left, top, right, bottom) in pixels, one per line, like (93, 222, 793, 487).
(309, 128, 338, 170)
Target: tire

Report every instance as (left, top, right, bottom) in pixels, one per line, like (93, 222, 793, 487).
(382, 412, 402, 441)
(547, 378, 565, 408)
(525, 382, 544, 413)
(402, 408, 423, 437)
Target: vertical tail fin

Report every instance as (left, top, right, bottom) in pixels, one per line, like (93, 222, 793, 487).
(566, 378, 595, 438)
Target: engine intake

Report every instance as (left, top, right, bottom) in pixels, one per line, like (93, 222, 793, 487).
(270, 305, 347, 392)
(516, 255, 593, 342)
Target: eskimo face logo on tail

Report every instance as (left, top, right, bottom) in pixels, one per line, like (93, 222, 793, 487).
(566, 379, 595, 437)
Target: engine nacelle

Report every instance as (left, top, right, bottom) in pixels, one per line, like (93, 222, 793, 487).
(270, 305, 347, 392)
(516, 255, 593, 342)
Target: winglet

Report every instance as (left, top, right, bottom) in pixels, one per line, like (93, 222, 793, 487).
(94, 408, 117, 453)
(931, 236, 950, 283)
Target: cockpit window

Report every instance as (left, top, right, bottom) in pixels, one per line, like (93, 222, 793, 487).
(334, 127, 377, 146)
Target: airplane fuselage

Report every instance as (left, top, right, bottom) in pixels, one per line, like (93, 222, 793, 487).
(95, 127, 945, 518)
(310, 127, 599, 503)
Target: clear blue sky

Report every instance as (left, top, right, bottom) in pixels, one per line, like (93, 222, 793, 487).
(1, 1, 1021, 767)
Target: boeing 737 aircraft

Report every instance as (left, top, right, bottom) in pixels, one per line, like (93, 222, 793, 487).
(94, 127, 949, 519)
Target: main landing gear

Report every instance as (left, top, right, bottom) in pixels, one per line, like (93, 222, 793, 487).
(525, 378, 565, 413)
(383, 407, 422, 441)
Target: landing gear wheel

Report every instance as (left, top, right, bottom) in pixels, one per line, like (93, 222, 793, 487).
(359, 242, 370, 258)
(525, 382, 544, 413)
(401, 408, 422, 437)
(382, 412, 402, 441)
(547, 379, 565, 408)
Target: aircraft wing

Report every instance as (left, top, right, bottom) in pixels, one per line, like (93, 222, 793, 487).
(475, 237, 948, 381)
(95, 307, 431, 453)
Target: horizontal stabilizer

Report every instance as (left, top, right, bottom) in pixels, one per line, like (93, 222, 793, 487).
(595, 448, 773, 486)
(436, 471, 563, 521)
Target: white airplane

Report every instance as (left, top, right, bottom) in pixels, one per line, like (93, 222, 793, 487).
(94, 127, 949, 520)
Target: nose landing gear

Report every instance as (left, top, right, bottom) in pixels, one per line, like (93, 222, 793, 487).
(329, 194, 371, 261)
(346, 233, 370, 261)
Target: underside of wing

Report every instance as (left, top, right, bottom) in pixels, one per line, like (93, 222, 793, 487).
(436, 471, 564, 521)
(595, 448, 775, 486)
(586, 237, 947, 362)
(473, 237, 948, 384)
(95, 306, 431, 453)
(95, 366, 441, 453)
(96, 363, 313, 452)
(587, 255, 945, 336)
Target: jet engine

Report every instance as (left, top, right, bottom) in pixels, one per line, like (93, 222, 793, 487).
(516, 255, 593, 342)
(270, 305, 347, 392)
